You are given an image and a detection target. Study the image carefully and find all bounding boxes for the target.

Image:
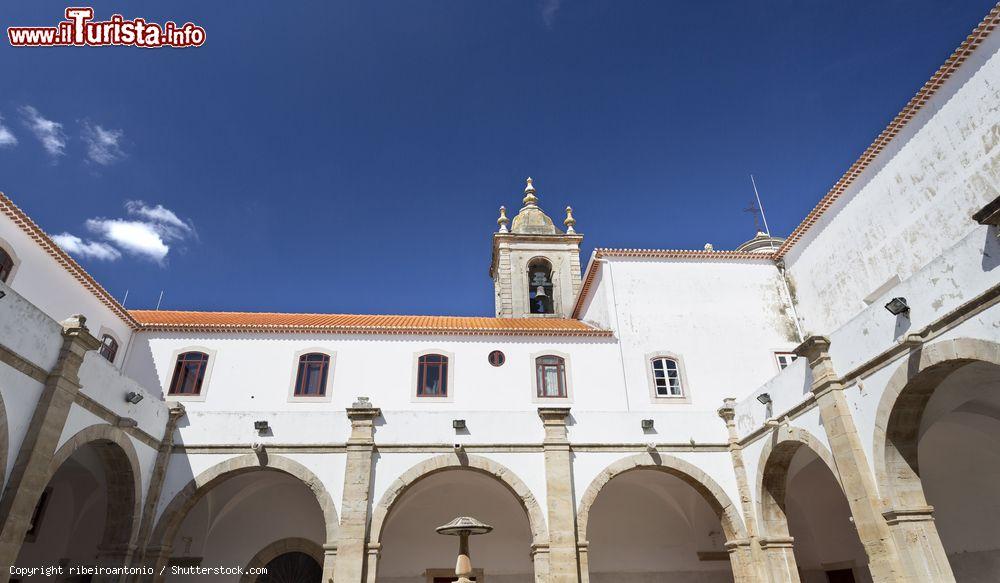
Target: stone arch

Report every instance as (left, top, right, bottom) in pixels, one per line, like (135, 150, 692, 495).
(48, 424, 143, 554)
(873, 337, 1000, 509)
(754, 425, 840, 539)
(369, 453, 548, 546)
(239, 537, 323, 583)
(575, 452, 746, 543)
(149, 452, 339, 557)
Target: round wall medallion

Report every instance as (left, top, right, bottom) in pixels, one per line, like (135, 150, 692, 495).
(488, 350, 506, 367)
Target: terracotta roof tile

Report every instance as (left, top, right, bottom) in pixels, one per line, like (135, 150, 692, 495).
(130, 310, 613, 337)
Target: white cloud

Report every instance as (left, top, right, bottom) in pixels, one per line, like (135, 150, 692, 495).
(540, 0, 561, 27)
(55, 201, 195, 265)
(81, 121, 125, 165)
(0, 115, 17, 147)
(51, 233, 122, 261)
(125, 201, 191, 231)
(86, 218, 171, 262)
(19, 105, 67, 156)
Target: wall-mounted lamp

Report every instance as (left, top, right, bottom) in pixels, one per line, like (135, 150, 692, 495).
(125, 391, 144, 404)
(756, 393, 772, 405)
(884, 297, 909, 315)
(452, 419, 467, 430)
(641, 419, 654, 430)
(254, 420, 269, 433)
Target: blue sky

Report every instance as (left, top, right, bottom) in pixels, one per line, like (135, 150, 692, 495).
(0, 1, 994, 316)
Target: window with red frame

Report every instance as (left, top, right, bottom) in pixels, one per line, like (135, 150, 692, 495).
(536, 355, 566, 397)
(168, 351, 210, 395)
(0, 247, 13, 283)
(294, 353, 330, 396)
(416, 354, 448, 397)
(99, 334, 118, 363)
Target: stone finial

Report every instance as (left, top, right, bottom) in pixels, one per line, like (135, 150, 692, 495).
(704, 243, 714, 251)
(352, 396, 372, 409)
(497, 206, 509, 233)
(564, 206, 576, 234)
(522, 177, 538, 207)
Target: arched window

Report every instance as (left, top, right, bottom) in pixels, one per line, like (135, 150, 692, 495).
(0, 247, 14, 283)
(294, 353, 330, 396)
(536, 355, 566, 397)
(527, 258, 554, 314)
(416, 354, 449, 397)
(168, 351, 210, 395)
(98, 334, 119, 363)
(651, 357, 683, 397)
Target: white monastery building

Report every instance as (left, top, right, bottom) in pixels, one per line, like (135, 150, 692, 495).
(0, 7, 999, 583)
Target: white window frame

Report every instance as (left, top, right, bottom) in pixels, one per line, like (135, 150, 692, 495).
(411, 349, 455, 403)
(530, 350, 573, 404)
(645, 351, 691, 404)
(164, 346, 218, 402)
(774, 351, 798, 372)
(287, 347, 336, 403)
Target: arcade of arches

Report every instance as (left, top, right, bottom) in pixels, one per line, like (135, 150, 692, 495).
(1, 341, 998, 582)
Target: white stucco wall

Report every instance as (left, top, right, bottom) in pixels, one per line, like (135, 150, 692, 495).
(783, 31, 1000, 335)
(0, 210, 134, 357)
(580, 258, 800, 412)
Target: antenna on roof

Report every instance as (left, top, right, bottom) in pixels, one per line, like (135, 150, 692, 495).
(121, 289, 129, 308)
(156, 290, 164, 310)
(749, 174, 772, 237)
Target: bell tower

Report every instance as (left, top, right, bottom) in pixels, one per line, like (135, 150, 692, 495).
(490, 178, 583, 318)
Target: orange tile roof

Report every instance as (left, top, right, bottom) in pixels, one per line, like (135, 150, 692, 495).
(130, 310, 613, 336)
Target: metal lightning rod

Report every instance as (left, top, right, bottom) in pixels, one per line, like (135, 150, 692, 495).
(749, 174, 771, 238)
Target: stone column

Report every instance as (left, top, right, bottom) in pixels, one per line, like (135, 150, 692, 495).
(717, 399, 773, 582)
(575, 543, 588, 583)
(723, 539, 754, 583)
(795, 336, 906, 583)
(94, 544, 135, 583)
(537, 407, 579, 583)
(323, 543, 339, 583)
(530, 543, 550, 583)
(333, 397, 380, 583)
(0, 315, 100, 582)
(131, 402, 186, 581)
(759, 537, 799, 583)
(882, 506, 954, 582)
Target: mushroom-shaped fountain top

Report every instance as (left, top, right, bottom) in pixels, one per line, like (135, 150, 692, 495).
(436, 516, 494, 536)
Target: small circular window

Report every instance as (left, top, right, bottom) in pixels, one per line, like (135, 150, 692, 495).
(488, 350, 506, 367)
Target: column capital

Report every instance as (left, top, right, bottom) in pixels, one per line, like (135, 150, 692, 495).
(167, 401, 187, 420)
(537, 406, 571, 424)
(759, 536, 795, 549)
(717, 398, 736, 422)
(883, 505, 936, 524)
(793, 335, 830, 361)
(347, 397, 382, 422)
(537, 407, 570, 444)
(59, 314, 102, 351)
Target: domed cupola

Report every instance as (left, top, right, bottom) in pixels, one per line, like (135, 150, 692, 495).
(511, 178, 561, 235)
(735, 231, 785, 253)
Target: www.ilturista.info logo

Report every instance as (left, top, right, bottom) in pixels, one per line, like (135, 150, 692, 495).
(8, 7, 205, 48)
